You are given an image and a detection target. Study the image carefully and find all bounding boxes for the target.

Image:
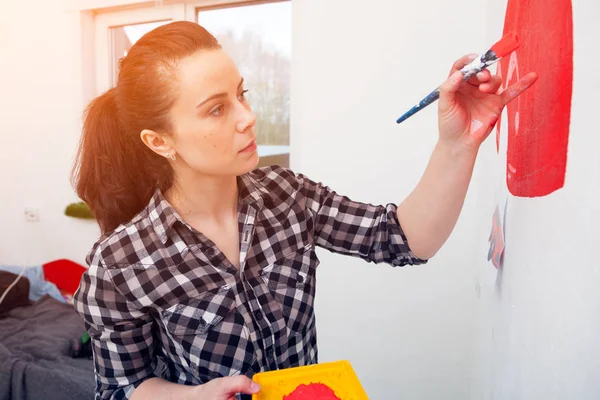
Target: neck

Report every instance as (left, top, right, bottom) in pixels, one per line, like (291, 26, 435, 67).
(165, 170, 239, 223)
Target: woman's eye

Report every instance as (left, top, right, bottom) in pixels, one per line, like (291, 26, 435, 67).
(210, 105, 224, 116)
(238, 89, 249, 101)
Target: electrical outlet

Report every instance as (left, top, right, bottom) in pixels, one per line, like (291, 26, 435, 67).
(24, 207, 40, 222)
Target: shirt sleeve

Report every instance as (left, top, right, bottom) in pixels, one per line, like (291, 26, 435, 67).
(295, 170, 428, 266)
(74, 250, 156, 400)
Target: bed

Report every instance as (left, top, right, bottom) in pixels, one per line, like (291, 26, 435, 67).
(0, 294, 95, 400)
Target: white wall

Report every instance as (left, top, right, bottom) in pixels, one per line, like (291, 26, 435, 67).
(0, 0, 486, 398)
(291, 1, 486, 398)
(471, 0, 600, 399)
(5, 0, 599, 398)
(0, 0, 101, 267)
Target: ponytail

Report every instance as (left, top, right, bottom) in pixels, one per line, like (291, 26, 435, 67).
(71, 21, 220, 234)
(71, 88, 173, 234)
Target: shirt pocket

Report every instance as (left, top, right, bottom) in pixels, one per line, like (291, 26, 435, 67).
(260, 243, 319, 334)
(161, 285, 255, 380)
(162, 285, 235, 335)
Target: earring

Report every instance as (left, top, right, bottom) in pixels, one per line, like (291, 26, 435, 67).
(165, 153, 176, 161)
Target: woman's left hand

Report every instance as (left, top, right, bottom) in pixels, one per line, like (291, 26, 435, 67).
(437, 54, 538, 152)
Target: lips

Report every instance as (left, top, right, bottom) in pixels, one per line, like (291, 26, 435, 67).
(240, 140, 257, 153)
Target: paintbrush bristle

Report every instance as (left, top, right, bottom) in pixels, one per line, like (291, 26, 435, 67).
(490, 31, 519, 58)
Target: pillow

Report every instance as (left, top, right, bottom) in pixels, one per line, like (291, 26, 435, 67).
(0, 271, 31, 316)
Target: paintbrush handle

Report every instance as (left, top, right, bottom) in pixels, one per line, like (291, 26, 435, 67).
(396, 87, 441, 124)
(458, 51, 498, 79)
(396, 51, 500, 125)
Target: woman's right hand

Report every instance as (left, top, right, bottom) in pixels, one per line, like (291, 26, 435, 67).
(191, 376, 261, 399)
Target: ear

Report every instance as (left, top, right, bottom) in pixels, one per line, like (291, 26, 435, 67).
(140, 129, 174, 158)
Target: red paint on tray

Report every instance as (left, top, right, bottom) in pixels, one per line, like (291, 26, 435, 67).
(283, 383, 342, 400)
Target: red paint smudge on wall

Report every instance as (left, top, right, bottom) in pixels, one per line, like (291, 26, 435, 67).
(497, 0, 573, 197)
(488, 205, 505, 269)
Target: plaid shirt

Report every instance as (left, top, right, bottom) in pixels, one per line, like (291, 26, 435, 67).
(74, 166, 426, 400)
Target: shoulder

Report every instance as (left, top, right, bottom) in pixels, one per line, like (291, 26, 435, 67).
(250, 164, 300, 185)
(247, 165, 313, 205)
(85, 207, 161, 269)
(249, 164, 316, 194)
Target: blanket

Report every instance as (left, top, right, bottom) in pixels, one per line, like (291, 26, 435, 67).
(0, 295, 94, 400)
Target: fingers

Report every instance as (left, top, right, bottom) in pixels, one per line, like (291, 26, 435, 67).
(449, 53, 479, 77)
(467, 69, 491, 87)
(438, 70, 463, 114)
(452, 54, 493, 88)
(500, 72, 538, 105)
(477, 70, 492, 82)
(439, 54, 482, 114)
(211, 376, 261, 395)
(479, 75, 502, 93)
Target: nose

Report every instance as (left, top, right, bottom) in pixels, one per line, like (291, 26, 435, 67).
(236, 106, 256, 133)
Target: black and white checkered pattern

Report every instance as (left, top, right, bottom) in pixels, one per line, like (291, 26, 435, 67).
(74, 165, 426, 400)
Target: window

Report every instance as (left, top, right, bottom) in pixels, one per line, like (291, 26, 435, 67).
(196, 1, 291, 167)
(109, 20, 172, 87)
(93, 1, 291, 167)
(94, 4, 185, 94)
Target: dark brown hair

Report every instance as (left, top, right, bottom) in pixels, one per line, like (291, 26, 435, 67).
(71, 21, 220, 234)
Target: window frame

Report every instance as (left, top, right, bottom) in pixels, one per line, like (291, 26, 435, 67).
(191, 0, 292, 166)
(93, 1, 288, 95)
(187, 0, 288, 19)
(94, 4, 186, 94)
(92, 0, 292, 167)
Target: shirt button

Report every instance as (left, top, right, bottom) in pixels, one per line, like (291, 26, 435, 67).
(219, 284, 231, 292)
(254, 310, 263, 321)
(296, 274, 304, 284)
(266, 348, 274, 359)
(205, 247, 215, 257)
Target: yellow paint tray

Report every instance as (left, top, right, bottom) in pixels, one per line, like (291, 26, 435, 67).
(252, 360, 369, 399)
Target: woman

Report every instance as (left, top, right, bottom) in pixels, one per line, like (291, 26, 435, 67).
(72, 21, 536, 400)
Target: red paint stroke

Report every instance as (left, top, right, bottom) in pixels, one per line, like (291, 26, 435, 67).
(488, 205, 505, 269)
(283, 383, 341, 400)
(496, 0, 573, 197)
(490, 31, 519, 58)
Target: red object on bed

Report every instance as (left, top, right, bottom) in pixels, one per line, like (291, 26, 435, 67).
(42, 259, 86, 295)
(283, 383, 342, 400)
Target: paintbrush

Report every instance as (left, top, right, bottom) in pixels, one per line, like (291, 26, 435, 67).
(396, 31, 519, 124)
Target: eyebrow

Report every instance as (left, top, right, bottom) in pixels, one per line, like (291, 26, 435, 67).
(196, 77, 244, 108)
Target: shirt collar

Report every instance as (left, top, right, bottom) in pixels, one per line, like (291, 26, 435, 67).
(237, 172, 267, 209)
(147, 188, 184, 245)
(148, 172, 268, 245)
